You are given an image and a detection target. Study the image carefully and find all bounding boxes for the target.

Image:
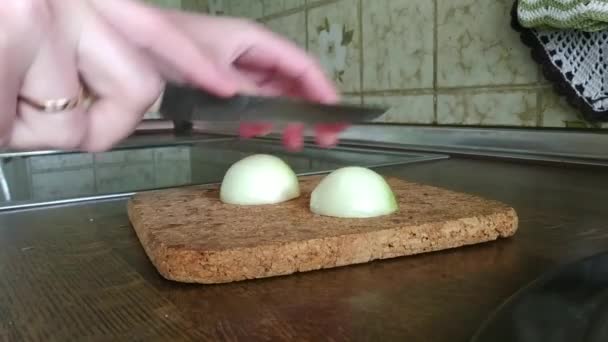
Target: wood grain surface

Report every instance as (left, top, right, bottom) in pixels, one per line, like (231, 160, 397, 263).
(2, 159, 608, 341)
(127, 175, 518, 284)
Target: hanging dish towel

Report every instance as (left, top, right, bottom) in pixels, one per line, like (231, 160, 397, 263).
(518, 0, 608, 31)
(513, 0, 608, 123)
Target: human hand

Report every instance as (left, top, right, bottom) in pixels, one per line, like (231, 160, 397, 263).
(91, 0, 347, 151)
(1, 0, 345, 152)
(1, 0, 163, 151)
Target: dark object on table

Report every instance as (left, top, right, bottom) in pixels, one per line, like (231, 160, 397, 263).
(472, 250, 608, 342)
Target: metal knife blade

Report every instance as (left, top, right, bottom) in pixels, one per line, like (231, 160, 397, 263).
(158, 83, 386, 124)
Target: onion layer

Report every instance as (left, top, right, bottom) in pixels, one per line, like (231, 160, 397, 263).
(220, 154, 300, 205)
(310, 167, 398, 218)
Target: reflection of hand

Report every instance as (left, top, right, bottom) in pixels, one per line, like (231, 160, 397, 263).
(93, 0, 346, 151)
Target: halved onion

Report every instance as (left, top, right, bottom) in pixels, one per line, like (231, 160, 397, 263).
(310, 166, 398, 218)
(220, 154, 300, 205)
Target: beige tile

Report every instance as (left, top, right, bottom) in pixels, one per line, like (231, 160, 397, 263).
(308, 0, 361, 92)
(227, 0, 263, 19)
(29, 154, 93, 173)
(437, 0, 537, 87)
(265, 12, 306, 48)
(540, 90, 600, 128)
(144, 0, 182, 8)
(181, 0, 209, 12)
(540, 90, 578, 127)
(143, 111, 162, 120)
(362, 0, 433, 90)
(94, 149, 154, 164)
(437, 91, 538, 126)
(364, 95, 434, 124)
(262, 0, 305, 17)
(96, 164, 156, 193)
(341, 94, 362, 105)
(32, 169, 95, 200)
(205, 0, 229, 15)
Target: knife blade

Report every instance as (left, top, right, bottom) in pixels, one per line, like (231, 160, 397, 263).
(158, 83, 386, 124)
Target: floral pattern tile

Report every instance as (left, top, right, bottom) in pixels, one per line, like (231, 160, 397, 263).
(181, 0, 208, 12)
(437, 0, 537, 87)
(183, 0, 227, 15)
(437, 91, 538, 126)
(227, 0, 263, 19)
(171, 0, 603, 131)
(143, 0, 182, 8)
(364, 95, 434, 124)
(265, 12, 306, 48)
(362, 0, 433, 91)
(262, 0, 305, 17)
(540, 90, 602, 128)
(308, 0, 360, 92)
(206, 0, 226, 15)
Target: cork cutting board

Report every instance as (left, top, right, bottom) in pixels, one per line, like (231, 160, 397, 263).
(127, 175, 518, 284)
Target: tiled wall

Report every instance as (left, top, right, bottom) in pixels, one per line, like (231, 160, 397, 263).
(173, 0, 607, 129)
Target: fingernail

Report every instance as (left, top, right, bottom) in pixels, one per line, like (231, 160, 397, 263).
(314, 123, 349, 148)
(283, 123, 304, 151)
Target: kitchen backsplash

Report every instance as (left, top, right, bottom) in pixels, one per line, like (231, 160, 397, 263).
(146, 0, 606, 129)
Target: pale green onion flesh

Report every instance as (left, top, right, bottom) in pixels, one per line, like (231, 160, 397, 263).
(310, 166, 398, 218)
(220, 154, 300, 205)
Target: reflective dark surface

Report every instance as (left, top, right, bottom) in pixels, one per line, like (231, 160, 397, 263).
(472, 251, 608, 342)
(0, 138, 446, 210)
(1, 155, 608, 341)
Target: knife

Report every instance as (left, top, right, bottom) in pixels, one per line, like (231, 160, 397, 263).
(158, 83, 386, 124)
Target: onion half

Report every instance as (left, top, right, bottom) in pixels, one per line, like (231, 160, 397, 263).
(220, 154, 300, 205)
(310, 167, 398, 218)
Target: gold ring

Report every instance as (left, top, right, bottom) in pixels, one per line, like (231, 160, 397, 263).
(18, 86, 87, 113)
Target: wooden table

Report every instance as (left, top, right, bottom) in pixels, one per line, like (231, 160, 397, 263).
(1, 157, 608, 341)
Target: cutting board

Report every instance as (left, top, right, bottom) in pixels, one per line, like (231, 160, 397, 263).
(127, 175, 518, 284)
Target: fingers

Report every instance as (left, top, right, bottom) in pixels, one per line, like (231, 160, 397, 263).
(314, 123, 349, 148)
(239, 122, 345, 151)
(0, 41, 20, 145)
(89, 0, 238, 97)
(282, 123, 305, 151)
(9, 15, 88, 150)
(0, 0, 47, 146)
(239, 122, 273, 138)
(235, 28, 340, 104)
(76, 6, 163, 152)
